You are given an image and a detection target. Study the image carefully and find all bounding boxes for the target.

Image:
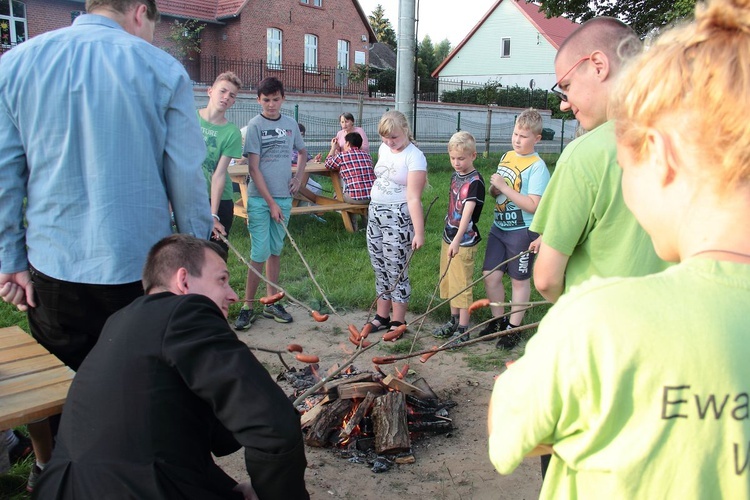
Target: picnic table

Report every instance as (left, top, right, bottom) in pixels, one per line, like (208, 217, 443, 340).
(0, 326, 74, 429)
(228, 161, 368, 233)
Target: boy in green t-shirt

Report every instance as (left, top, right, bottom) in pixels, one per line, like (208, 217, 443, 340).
(197, 71, 243, 250)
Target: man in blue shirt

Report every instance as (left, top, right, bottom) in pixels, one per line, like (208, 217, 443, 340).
(0, 0, 211, 490)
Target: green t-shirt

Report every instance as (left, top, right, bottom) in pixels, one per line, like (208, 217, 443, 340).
(489, 258, 750, 499)
(197, 112, 242, 201)
(530, 121, 668, 289)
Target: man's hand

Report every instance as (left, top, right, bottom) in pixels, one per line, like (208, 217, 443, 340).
(0, 271, 36, 311)
(288, 177, 302, 196)
(233, 481, 259, 500)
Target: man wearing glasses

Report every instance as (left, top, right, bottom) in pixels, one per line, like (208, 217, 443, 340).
(529, 17, 668, 304)
(0, 0, 211, 490)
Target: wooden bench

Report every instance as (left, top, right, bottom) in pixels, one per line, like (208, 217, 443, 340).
(228, 161, 368, 233)
(0, 326, 74, 428)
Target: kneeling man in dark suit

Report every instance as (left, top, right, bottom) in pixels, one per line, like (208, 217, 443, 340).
(35, 235, 309, 499)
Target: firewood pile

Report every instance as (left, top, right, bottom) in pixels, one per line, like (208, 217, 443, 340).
(282, 365, 456, 472)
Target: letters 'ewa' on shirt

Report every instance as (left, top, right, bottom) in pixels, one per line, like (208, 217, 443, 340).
(0, 14, 212, 284)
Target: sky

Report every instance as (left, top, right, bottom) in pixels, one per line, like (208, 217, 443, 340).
(357, 0, 498, 47)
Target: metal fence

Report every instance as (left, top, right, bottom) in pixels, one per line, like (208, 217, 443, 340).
(214, 101, 572, 155)
(182, 56, 370, 96)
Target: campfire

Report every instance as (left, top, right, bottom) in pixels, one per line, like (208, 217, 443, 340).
(282, 365, 456, 472)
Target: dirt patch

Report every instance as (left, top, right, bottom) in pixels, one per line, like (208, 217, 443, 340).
(216, 306, 542, 499)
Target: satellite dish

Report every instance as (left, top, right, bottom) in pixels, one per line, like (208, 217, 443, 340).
(529, 79, 536, 90)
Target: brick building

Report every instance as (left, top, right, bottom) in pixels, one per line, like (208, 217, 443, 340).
(2, 0, 377, 72)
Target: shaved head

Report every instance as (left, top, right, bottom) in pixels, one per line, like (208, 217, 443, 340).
(558, 17, 641, 74)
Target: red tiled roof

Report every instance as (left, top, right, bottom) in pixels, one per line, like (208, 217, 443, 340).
(432, 0, 579, 76)
(156, 0, 218, 21)
(514, 0, 578, 49)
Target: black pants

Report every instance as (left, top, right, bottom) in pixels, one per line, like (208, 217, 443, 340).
(27, 266, 143, 371)
(211, 198, 235, 252)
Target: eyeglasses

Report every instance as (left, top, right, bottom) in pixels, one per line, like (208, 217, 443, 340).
(550, 56, 590, 102)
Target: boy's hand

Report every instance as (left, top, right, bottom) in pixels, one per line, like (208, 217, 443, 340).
(411, 233, 424, 250)
(529, 236, 542, 254)
(211, 219, 226, 240)
(449, 240, 461, 258)
(313, 153, 322, 163)
(491, 173, 511, 193)
(269, 201, 284, 222)
(288, 177, 302, 195)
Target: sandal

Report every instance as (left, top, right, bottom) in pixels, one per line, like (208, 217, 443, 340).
(385, 321, 407, 341)
(367, 314, 390, 332)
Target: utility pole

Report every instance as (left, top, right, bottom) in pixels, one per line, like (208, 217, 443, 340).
(395, 0, 416, 126)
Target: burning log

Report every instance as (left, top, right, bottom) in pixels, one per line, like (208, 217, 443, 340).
(372, 392, 411, 454)
(337, 382, 384, 400)
(339, 392, 377, 439)
(305, 398, 353, 447)
(322, 372, 374, 393)
(381, 375, 431, 400)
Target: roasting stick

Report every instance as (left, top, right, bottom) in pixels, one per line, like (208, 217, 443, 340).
(219, 233, 335, 324)
(280, 222, 340, 319)
(292, 340, 380, 407)
(373, 322, 540, 364)
(364, 196, 440, 325)
(396, 250, 539, 333)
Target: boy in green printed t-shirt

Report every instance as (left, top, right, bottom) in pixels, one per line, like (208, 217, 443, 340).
(197, 71, 243, 250)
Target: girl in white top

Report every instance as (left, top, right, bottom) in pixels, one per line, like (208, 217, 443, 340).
(365, 111, 427, 337)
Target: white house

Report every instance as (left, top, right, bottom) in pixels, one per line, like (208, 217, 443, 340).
(432, 0, 579, 92)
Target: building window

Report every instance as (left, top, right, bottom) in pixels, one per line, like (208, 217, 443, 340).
(304, 34, 318, 72)
(267, 28, 282, 69)
(300, 0, 322, 6)
(501, 37, 511, 57)
(0, 0, 27, 46)
(337, 39, 349, 69)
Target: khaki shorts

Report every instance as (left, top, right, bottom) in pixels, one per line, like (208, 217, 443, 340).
(439, 240, 478, 309)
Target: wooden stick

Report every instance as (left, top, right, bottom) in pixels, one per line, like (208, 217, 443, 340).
(280, 222, 339, 318)
(377, 322, 540, 363)
(292, 340, 380, 407)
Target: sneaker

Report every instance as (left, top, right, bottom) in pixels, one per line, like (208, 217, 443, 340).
(447, 330, 469, 350)
(477, 317, 508, 340)
(26, 464, 42, 493)
(432, 318, 458, 339)
(496, 323, 522, 350)
(263, 303, 293, 323)
(8, 430, 32, 464)
(234, 308, 258, 330)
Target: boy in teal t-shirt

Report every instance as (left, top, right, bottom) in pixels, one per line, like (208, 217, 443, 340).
(197, 72, 243, 249)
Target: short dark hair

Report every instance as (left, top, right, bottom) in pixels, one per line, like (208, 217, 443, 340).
(142, 234, 227, 293)
(257, 77, 285, 98)
(85, 0, 159, 21)
(298, 123, 306, 134)
(344, 132, 363, 148)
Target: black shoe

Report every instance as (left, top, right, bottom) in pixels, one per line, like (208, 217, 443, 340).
(9, 430, 32, 464)
(496, 323, 521, 350)
(477, 317, 508, 340)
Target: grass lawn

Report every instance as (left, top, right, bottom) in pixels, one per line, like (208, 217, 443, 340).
(0, 150, 558, 498)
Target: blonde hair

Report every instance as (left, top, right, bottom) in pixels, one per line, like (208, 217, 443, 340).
(213, 71, 242, 89)
(614, 0, 750, 191)
(448, 131, 476, 154)
(516, 108, 543, 135)
(378, 110, 414, 143)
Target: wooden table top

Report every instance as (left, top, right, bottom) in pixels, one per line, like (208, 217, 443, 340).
(228, 160, 329, 178)
(0, 326, 75, 429)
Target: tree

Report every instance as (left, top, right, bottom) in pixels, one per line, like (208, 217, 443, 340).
(434, 39, 452, 66)
(536, 0, 696, 36)
(368, 4, 397, 50)
(162, 19, 205, 61)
